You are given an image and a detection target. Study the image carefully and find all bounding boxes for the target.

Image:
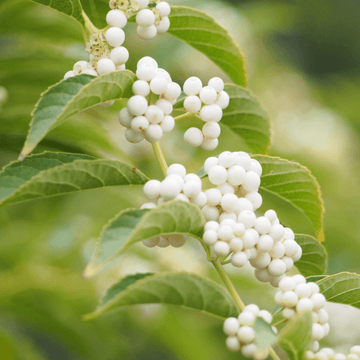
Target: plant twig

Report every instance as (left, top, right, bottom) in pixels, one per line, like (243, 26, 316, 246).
(152, 142, 168, 177)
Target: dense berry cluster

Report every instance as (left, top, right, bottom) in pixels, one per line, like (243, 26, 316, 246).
(141, 163, 204, 248)
(223, 305, 274, 359)
(119, 56, 180, 143)
(275, 275, 330, 352)
(183, 77, 230, 151)
(307, 346, 360, 360)
(201, 151, 302, 286)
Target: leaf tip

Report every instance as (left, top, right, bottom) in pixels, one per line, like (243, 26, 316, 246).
(83, 262, 100, 279)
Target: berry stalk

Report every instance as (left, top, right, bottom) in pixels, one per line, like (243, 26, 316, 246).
(83, 11, 100, 42)
(152, 142, 168, 176)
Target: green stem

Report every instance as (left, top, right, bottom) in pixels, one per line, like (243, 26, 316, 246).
(152, 142, 168, 177)
(272, 318, 286, 328)
(221, 259, 231, 265)
(212, 259, 281, 360)
(174, 113, 191, 122)
(82, 11, 100, 42)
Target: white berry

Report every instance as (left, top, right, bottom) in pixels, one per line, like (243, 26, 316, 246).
(97, 58, 116, 75)
(184, 95, 202, 113)
(183, 77, 203, 96)
(144, 124, 163, 143)
(127, 95, 148, 116)
(184, 127, 203, 147)
(143, 180, 161, 199)
(105, 27, 125, 47)
(106, 10, 127, 28)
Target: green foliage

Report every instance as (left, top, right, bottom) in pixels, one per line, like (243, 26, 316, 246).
(295, 234, 327, 277)
(0, 152, 148, 207)
(253, 318, 277, 350)
(85, 272, 239, 320)
(20, 71, 136, 158)
(84, 201, 206, 277)
(29, 0, 84, 26)
(175, 84, 271, 154)
(253, 155, 325, 242)
(314, 272, 360, 310)
(277, 311, 312, 360)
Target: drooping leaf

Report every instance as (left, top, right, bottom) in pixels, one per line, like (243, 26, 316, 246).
(295, 234, 327, 277)
(128, 6, 247, 86)
(84, 272, 238, 320)
(174, 84, 271, 154)
(29, 0, 85, 26)
(84, 200, 206, 278)
(314, 272, 360, 310)
(253, 318, 277, 351)
(277, 311, 312, 360)
(254, 155, 325, 242)
(20, 71, 136, 158)
(0, 152, 148, 207)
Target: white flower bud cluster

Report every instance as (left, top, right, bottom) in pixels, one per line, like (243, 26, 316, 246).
(136, 1, 171, 40)
(118, 56, 180, 143)
(275, 275, 330, 351)
(223, 304, 275, 360)
(141, 163, 204, 248)
(306, 346, 360, 360)
(201, 151, 302, 286)
(183, 77, 230, 151)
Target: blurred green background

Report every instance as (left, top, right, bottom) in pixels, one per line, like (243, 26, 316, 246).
(1, 0, 360, 359)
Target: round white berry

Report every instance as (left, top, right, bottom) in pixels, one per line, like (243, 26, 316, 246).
(245, 191, 263, 210)
(312, 323, 325, 341)
(219, 212, 237, 222)
(150, 76, 168, 95)
(317, 309, 329, 325)
(347, 355, 359, 360)
(241, 344, 257, 358)
(237, 326, 255, 344)
(118, 107, 133, 128)
(350, 347, 360, 356)
(199, 104, 223, 122)
(156, 2, 171, 17)
(254, 269, 273, 283)
(217, 225, 233, 241)
(81, 68, 97, 76)
(137, 56, 158, 69)
(223, 317, 239, 336)
(264, 209, 277, 222)
(163, 82, 181, 101)
(145, 105, 164, 124)
(167, 164, 186, 179)
(201, 138, 218, 151)
(282, 256, 294, 271)
(216, 91, 230, 109)
(242, 171, 261, 192)
(175, 194, 189, 203)
(167, 174, 184, 190)
(141, 202, 157, 210)
(208, 77, 224, 93)
(258, 310, 272, 324)
(144, 124, 163, 143)
(205, 221, 220, 232)
(249, 159, 262, 176)
(229, 238, 244, 253)
(269, 224, 285, 242)
(204, 157, 218, 174)
(283, 239, 300, 257)
(155, 99, 173, 115)
(233, 223, 245, 237)
(143, 236, 160, 247)
(333, 354, 346, 360)
(161, 115, 175, 134)
(202, 121, 221, 139)
(116, 64, 126, 71)
(226, 166, 245, 186)
(106, 9, 127, 28)
(143, 180, 161, 200)
(157, 16, 170, 34)
(218, 151, 235, 168)
(131, 116, 149, 133)
(254, 216, 272, 235)
(279, 277, 296, 292)
(202, 205, 220, 222)
(184, 127, 203, 147)
(284, 228, 295, 240)
(97, 58, 116, 75)
(191, 192, 206, 208)
(73, 61, 88, 72)
(238, 210, 256, 228)
(257, 235, 274, 253)
(137, 25, 157, 40)
(281, 291, 299, 308)
(307, 282, 320, 295)
(213, 241, 230, 257)
(183, 77, 203, 96)
(202, 230, 218, 246)
(200, 86, 217, 105)
(221, 193, 238, 212)
(283, 308, 296, 319)
(243, 304, 260, 315)
(125, 128, 144, 143)
(136, 63, 156, 81)
(310, 293, 326, 311)
(184, 95, 202, 113)
(136, 9, 155, 27)
(110, 46, 129, 65)
(234, 152, 251, 169)
(296, 298, 314, 312)
(292, 248, 302, 262)
(64, 71, 75, 79)
(127, 95, 148, 116)
(268, 259, 287, 277)
(269, 242, 286, 259)
(208, 165, 227, 185)
(295, 283, 312, 299)
(250, 252, 271, 269)
(160, 178, 180, 200)
(105, 27, 125, 47)
(237, 198, 254, 212)
(226, 336, 240, 352)
(292, 274, 306, 285)
(205, 188, 222, 206)
(183, 180, 201, 198)
(238, 311, 256, 326)
(155, 68, 172, 83)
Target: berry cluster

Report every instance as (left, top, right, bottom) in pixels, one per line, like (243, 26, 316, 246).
(141, 163, 204, 248)
(118, 56, 180, 143)
(275, 275, 330, 352)
(135, 1, 171, 40)
(307, 346, 360, 360)
(223, 304, 274, 360)
(183, 77, 230, 151)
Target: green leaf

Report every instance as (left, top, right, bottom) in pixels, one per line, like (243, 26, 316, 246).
(295, 234, 327, 277)
(277, 311, 312, 360)
(128, 6, 247, 86)
(174, 84, 271, 154)
(0, 152, 149, 207)
(253, 318, 277, 350)
(84, 272, 238, 320)
(253, 155, 325, 242)
(84, 200, 206, 278)
(314, 272, 360, 310)
(29, 0, 84, 26)
(20, 71, 136, 159)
